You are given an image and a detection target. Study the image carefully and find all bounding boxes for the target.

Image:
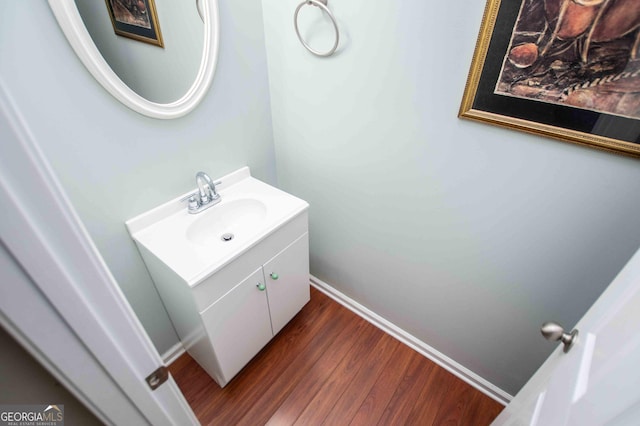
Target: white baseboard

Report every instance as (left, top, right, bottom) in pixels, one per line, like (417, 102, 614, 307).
(161, 341, 185, 366)
(310, 275, 513, 406)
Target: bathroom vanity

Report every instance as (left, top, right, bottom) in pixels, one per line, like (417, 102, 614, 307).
(126, 167, 309, 387)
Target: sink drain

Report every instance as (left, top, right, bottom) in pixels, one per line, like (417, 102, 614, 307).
(221, 233, 234, 242)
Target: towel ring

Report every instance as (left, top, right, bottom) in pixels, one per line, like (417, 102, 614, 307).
(294, 0, 340, 57)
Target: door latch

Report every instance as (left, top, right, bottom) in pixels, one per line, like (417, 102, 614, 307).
(145, 366, 169, 390)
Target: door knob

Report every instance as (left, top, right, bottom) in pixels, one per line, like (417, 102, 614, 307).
(541, 322, 578, 353)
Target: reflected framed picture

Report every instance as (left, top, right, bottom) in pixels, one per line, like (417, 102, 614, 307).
(460, 0, 640, 158)
(105, 0, 164, 47)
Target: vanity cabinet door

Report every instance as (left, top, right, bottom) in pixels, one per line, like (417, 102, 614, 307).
(264, 233, 310, 334)
(201, 267, 273, 385)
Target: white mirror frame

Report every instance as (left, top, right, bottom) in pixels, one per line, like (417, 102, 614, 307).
(48, 0, 219, 119)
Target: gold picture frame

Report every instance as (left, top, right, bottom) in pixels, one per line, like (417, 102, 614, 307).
(459, 0, 640, 158)
(105, 0, 164, 48)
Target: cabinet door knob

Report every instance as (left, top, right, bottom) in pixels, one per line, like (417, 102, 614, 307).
(256, 283, 266, 291)
(270, 273, 279, 280)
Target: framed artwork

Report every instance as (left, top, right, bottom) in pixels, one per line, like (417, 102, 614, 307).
(460, 0, 640, 158)
(105, 0, 164, 47)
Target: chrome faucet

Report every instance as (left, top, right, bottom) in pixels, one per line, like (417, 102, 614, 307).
(196, 171, 220, 205)
(182, 171, 221, 214)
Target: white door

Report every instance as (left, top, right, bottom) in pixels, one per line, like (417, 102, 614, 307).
(202, 268, 273, 386)
(0, 81, 198, 425)
(493, 247, 640, 426)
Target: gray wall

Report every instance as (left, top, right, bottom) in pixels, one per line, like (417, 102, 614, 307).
(74, 0, 203, 103)
(0, 0, 275, 354)
(262, 0, 640, 395)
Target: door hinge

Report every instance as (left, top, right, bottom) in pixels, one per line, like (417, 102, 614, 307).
(145, 366, 169, 391)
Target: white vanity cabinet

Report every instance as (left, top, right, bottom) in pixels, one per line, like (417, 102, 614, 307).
(126, 167, 310, 388)
(200, 232, 309, 385)
(132, 212, 310, 387)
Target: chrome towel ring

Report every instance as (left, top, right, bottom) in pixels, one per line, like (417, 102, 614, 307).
(294, 0, 340, 57)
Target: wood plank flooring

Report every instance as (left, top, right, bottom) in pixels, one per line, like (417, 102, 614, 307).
(168, 287, 504, 425)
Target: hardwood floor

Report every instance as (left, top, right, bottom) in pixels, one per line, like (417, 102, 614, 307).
(168, 287, 504, 425)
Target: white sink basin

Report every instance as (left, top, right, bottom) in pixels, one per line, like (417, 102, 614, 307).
(125, 167, 308, 285)
(186, 198, 267, 246)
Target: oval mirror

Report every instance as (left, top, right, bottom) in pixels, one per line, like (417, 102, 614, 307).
(48, 0, 219, 119)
